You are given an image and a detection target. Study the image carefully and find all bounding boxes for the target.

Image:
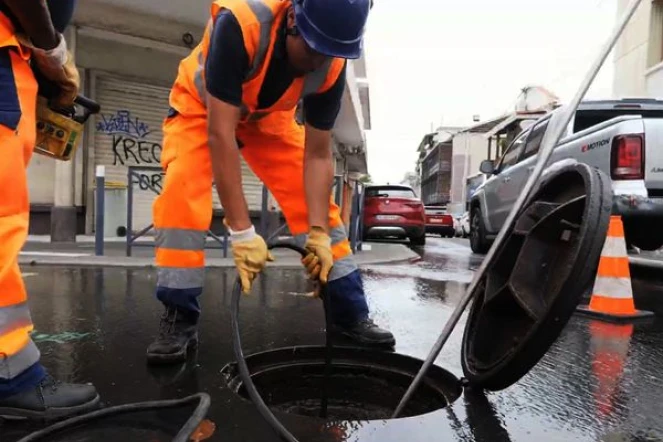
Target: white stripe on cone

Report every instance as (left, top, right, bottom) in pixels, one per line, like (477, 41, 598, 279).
(592, 276, 634, 300)
(600, 236, 628, 258)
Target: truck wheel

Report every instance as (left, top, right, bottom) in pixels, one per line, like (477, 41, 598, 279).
(470, 207, 491, 254)
(624, 220, 663, 251)
(410, 233, 426, 246)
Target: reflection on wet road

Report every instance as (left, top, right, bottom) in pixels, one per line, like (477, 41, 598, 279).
(3, 237, 663, 441)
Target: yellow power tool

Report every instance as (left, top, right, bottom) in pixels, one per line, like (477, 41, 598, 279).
(34, 93, 101, 161)
(32, 59, 101, 162)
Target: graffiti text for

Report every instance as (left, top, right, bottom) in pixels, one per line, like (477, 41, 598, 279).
(131, 172, 164, 193)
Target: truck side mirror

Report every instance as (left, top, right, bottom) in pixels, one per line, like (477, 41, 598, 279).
(480, 160, 496, 175)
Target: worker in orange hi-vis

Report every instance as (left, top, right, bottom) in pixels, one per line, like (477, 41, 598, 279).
(146, 0, 395, 365)
(0, 0, 100, 420)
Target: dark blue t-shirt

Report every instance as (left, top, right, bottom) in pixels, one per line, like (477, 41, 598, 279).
(205, 10, 346, 131)
(0, 0, 77, 32)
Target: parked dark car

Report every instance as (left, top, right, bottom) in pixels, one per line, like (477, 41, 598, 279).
(362, 185, 426, 245)
(424, 206, 455, 237)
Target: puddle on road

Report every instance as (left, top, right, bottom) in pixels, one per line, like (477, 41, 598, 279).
(363, 264, 475, 283)
(363, 239, 479, 284)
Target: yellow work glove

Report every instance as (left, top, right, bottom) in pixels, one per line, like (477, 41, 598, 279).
(301, 226, 334, 288)
(19, 33, 80, 107)
(228, 223, 274, 294)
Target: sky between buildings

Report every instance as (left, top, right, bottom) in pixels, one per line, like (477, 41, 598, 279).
(362, 0, 617, 184)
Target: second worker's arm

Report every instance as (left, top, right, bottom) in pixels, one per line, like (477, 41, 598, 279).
(206, 10, 252, 231)
(205, 10, 273, 294)
(4, 0, 79, 105)
(3, 0, 58, 49)
(300, 62, 347, 284)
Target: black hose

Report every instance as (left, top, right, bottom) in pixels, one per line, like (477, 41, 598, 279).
(19, 242, 329, 442)
(231, 241, 333, 442)
(319, 281, 333, 419)
(17, 392, 211, 442)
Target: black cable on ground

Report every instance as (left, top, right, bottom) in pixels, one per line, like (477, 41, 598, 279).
(231, 241, 333, 442)
(17, 392, 211, 442)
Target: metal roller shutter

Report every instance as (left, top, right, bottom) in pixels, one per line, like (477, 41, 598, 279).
(237, 160, 263, 212)
(211, 158, 263, 212)
(92, 74, 263, 234)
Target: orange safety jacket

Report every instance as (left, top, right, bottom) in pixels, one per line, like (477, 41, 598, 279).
(169, 0, 346, 124)
(0, 12, 28, 54)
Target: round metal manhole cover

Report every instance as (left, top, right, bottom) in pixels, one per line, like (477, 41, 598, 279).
(461, 162, 612, 390)
(222, 346, 462, 420)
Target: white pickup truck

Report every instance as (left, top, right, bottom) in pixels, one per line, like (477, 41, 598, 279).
(470, 98, 663, 253)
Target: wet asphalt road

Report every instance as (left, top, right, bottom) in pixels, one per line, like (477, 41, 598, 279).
(4, 237, 663, 441)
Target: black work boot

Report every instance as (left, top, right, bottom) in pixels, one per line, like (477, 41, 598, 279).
(0, 375, 100, 421)
(146, 305, 198, 365)
(333, 318, 396, 347)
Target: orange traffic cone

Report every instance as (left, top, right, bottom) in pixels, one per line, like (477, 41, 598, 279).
(576, 215, 654, 322)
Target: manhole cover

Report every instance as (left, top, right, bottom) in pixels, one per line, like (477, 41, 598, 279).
(222, 346, 462, 420)
(461, 162, 612, 390)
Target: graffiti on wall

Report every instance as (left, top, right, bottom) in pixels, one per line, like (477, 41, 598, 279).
(111, 136, 162, 166)
(131, 171, 164, 193)
(97, 110, 151, 138)
(98, 109, 164, 192)
(97, 109, 162, 166)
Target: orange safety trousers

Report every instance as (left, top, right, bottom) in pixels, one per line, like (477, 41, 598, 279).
(0, 47, 43, 388)
(152, 110, 369, 324)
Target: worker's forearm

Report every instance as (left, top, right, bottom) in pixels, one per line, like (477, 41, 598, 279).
(304, 152, 334, 231)
(208, 133, 252, 232)
(4, 0, 58, 49)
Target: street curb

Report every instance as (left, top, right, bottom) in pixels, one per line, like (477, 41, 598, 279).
(18, 244, 419, 270)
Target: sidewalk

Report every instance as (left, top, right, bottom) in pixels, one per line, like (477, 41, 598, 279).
(19, 235, 419, 269)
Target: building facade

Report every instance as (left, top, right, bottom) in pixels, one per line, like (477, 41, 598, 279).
(415, 126, 463, 204)
(27, 0, 371, 240)
(419, 136, 453, 206)
(613, 0, 663, 98)
(414, 87, 557, 213)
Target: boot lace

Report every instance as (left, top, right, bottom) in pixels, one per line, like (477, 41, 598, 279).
(158, 307, 179, 339)
(40, 374, 62, 393)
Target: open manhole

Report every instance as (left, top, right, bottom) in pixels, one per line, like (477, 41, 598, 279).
(224, 162, 612, 425)
(221, 346, 462, 420)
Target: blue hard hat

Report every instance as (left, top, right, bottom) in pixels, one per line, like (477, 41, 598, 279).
(293, 0, 372, 59)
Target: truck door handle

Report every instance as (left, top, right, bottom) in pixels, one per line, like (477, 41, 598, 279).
(527, 166, 535, 172)
(502, 176, 511, 183)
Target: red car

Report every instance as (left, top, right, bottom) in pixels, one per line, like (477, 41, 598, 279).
(362, 185, 426, 246)
(424, 206, 455, 237)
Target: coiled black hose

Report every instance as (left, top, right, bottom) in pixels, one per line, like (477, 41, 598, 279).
(18, 242, 329, 442)
(231, 241, 333, 442)
(17, 393, 211, 442)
